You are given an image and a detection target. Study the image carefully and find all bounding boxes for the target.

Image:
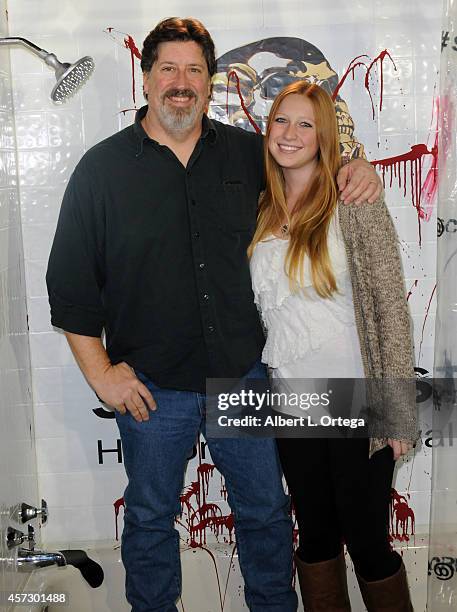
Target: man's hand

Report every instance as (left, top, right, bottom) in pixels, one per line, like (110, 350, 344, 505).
(387, 438, 414, 461)
(64, 332, 156, 422)
(337, 158, 382, 204)
(94, 362, 156, 421)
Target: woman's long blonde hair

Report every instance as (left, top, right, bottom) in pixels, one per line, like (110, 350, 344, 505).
(248, 81, 342, 298)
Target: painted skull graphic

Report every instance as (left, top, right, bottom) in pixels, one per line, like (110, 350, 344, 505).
(210, 37, 364, 159)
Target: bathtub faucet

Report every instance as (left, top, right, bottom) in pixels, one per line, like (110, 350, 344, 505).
(17, 548, 67, 571)
(7, 525, 67, 571)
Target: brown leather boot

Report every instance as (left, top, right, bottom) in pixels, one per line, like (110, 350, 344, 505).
(356, 561, 414, 611)
(295, 551, 351, 611)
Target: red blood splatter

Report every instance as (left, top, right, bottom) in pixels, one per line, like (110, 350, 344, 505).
(124, 34, 142, 60)
(421, 96, 440, 213)
(406, 280, 418, 302)
(187, 540, 224, 606)
(113, 496, 125, 541)
(189, 503, 223, 542)
(189, 512, 235, 547)
(221, 514, 235, 545)
(180, 481, 200, 533)
(180, 481, 200, 514)
(104, 28, 142, 106)
(332, 54, 371, 102)
(197, 502, 222, 520)
(124, 35, 142, 105)
(227, 70, 261, 134)
(421, 130, 439, 208)
(292, 527, 299, 550)
(188, 503, 234, 547)
(333, 50, 396, 119)
(119, 108, 137, 116)
(390, 488, 415, 543)
(371, 144, 437, 245)
(418, 283, 437, 364)
(189, 516, 213, 546)
(334, 49, 439, 240)
(365, 50, 396, 118)
(180, 451, 236, 552)
(222, 545, 238, 609)
(198, 462, 216, 499)
(289, 499, 299, 588)
(291, 530, 300, 589)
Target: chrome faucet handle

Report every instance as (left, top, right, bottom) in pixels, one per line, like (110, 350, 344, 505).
(19, 499, 48, 524)
(7, 527, 25, 549)
(26, 525, 36, 550)
(6, 525, 35, 550)
(39, 499, 48, 524)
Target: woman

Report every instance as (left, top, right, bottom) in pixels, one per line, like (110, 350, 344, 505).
(248, 81, 417, 611)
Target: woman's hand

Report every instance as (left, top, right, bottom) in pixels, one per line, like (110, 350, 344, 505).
(387, 438, 414, 460)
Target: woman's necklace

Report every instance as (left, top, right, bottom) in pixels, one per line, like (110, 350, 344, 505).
(280, 223, 289, 236)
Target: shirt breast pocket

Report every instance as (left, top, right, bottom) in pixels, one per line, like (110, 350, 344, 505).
(214, 182, 256, 232)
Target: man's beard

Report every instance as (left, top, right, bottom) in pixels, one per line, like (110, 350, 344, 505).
(158, 88, 203, 133)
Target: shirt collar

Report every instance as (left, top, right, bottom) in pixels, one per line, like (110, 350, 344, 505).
(201, 113, 217, 144)
(133, 105, 217, 156)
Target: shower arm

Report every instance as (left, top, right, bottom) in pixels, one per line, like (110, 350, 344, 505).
(0, 36, 94, 102)
(0, 37, 64, 71)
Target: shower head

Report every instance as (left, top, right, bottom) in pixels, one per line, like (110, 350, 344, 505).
(45, 54, 95, 103)
(0, 37, 95, 103)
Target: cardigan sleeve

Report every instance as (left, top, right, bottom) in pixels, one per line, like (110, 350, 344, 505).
(340, 196, 418, 443)
(360, 198, 415, 377)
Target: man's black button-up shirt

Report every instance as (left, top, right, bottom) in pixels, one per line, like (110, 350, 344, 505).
(46, 106, 266, 392)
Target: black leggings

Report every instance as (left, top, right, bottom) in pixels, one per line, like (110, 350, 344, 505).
(276, 437, 402, 582)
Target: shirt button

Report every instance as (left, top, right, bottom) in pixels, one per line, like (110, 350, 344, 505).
(191, 200, 197, 206)
(208, 325, 214, 332)
(203, 294, 209, 300)
(193, 231, 200, 238)
(199, 263, 205, 269)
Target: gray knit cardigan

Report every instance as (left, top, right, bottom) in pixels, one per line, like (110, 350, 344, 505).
(338, 196, 419, 455)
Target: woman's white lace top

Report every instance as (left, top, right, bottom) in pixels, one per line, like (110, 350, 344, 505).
(250, 213, 364, 378)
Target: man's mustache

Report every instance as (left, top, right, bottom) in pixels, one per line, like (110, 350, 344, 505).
(163, 88, 197, 100)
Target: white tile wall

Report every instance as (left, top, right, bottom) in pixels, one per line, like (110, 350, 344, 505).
(390, 206, 435, 245)
(0, 2, 39, 609)
(33, 365, 96, 404)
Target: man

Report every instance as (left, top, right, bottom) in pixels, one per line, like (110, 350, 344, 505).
(46, 17, 381, 612)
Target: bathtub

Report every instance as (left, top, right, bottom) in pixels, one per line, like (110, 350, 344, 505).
(19, 541, 249, 612)
(17, 537, 428, 611)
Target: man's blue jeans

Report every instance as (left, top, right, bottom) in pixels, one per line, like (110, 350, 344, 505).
(115, 361, 297, 612)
